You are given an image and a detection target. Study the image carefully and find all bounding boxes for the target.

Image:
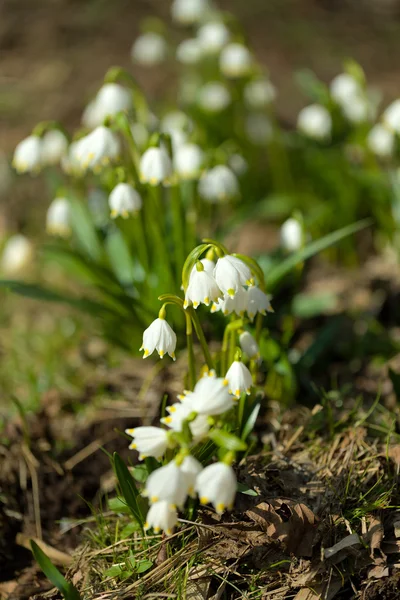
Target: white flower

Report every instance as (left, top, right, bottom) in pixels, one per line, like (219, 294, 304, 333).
(211, 286, 248, 317)
(330, 73, 361, 105)
(239, 331, 259, 359)
(220, 43, 252, 78)
(198, 165, 239, 203)
(184, 265, 221, 309)
(189, 371, 234, 416)
(109, 183, 142, 218)
(198, 82, 231, 113)
(245, 114, 273, 145)
(297, 104, 332, 141)
(280, 217, 303, 252)
(41, 130, 68, 165)
(140, 317, 177, 360)
(367, 124, 395, 158)
(12, 135, 42, 174)
(225, 360, 253, 398)
(214, 255, 252, 297)
(75, 126, 120, 171)
(61, 140, 84, 174)
(145, 461, 188, 507)
(189, 258, 215, 280)
(174, 143, 204, 179)
(176, 38, 203, 65)
(195, 462, 237, 513)
(228, 153, 248, 176)
(82, 100, 102, 129)
(341, 95, 370, 124)
(161, 398, 210, 441)
(144, 501, 178, 535)
(244, 79, 276, 109)
(160, 112, 191, 151)
(246, 287, 273, 321)
(95, 83, 131, 120)
(131, 32, 167, 66)
(1, 234, 33, 275)
(181, 455, 203, 497)
(125, 426, 169, 460)
(139, 147, 173, 185)
(171, 0, 210, 25)
(383, 99, 400, 133)
(197, 22, 230, 54)
(46, 197, 71, 237)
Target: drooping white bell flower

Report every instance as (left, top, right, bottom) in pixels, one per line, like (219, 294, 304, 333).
(341, 95, 370, 124)
(297, 104, 332, 141)
(75, 126, 120, 171)
(145, 461, 188, 507)
(330, 73, 361, 105)
(189, 258, 215, 281)
(176, 38, 203, 65)
(1, 234, 34, 275)
(144, 501, 178, 535)
(109, 183, 142, 218)
(125, 426, 169, 460)
(211, 286, 248, 317)
(161, 397, 210, 441)
(225, 360, 253, 398)
(189, 372, 234, 416)
(383, 99, 400, 133)
(198, 165, 239, 203)
(197, 82, 231, 113)
(81, 100, 102, 130)
(171, 0, 210, 25)
(195, 462, 237, 513)
(161, 111, 192, 150)
(46, 197, 71, 237)
(95, 83, 131, 120)
(12, 135, 42, 174)
(174, 143, 204, 179)
(246, 287, 273, 321)
(197, 22, 230, 54)
(181, 455, 203, 497)
(280, 217, 303, 252)
(184, 263, 221, 309)
(367, 124, 395, 158)
(214, 255, 252, 298)
(244, 79, 276, 109)
(131, 32, 167, 66)
(139, 146, 173, 186)
(239, 331, 260, 359)
(61, 140, 85, 175)
(41, 130, 68, 165)
(220, 43, 253, 78)
(140, 317, 177, 360)
(245, 114, 273, 145)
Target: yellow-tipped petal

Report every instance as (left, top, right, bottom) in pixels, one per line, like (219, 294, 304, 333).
(129, 442, 137, 449)
(151, 496, 159, 503)
(216, 503, 225, 513)
(200, 496, 209, 505)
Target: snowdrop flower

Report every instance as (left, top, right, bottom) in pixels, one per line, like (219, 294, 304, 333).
(367, 124, 395, 158)
(297, 104, 332, 141)
(171, 0, 209, 25)
(1, 234, 33, 275)
(144, 501, 178, 535)
(131, 32, 167, 66)
(246, 287, 273, 321)
(280, 217, 303, 252)
(198, 165, 239, 203)
(189, 257, 215, 280)
(140, 316, 177, 360)
(41, 130, 68, 165)
(225, 360, 253, 398)
(181, 455, 203, 497)
(174, 143, 204, 179)
(145, 461, 188, 507)
(184, 262, 221, 308)
(211, 286, 247, 316)
(228, 153, 248, 176)
(220, 43, 253, 78)
(95, 83, 131, 120)
(12, 135, 42, 174)
(330, 73, 361, 105)
(195, 462, 237, 513)
(125, 426, 169, 460)
(383, 99, 400, 134)
(46, 197, 71, 237)
(190, 371, 234, 416)
(75, 126, 120, 171)
(214, 255, 252, 297)
(140, 146, 173, 185)
(244, 79, 276, 109)
(239, 331, 260, 359)
(109, 183, 142, 218)
(176, 38, 203, 65)
(197, 22, 230, 54)
(198, 82, 231, 113)
(245, 114, 273, 145)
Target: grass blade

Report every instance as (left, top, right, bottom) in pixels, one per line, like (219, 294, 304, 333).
(30, 540, 81, 600)
(113, 452, 147, 527)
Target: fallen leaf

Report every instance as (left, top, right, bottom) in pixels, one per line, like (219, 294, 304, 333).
(365, 516, 385, 559)
(324, 533, 361, 561)
(368, 565, 389, 579)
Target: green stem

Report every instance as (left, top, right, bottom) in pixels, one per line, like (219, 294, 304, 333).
(221, 318, 244, 376)
(113, 113, 141, 184)
(132, 211, 150, 272)
(148, 185, 175, 292)
(185, 312, 196, 390)
(170, 184, 186, 285)
(189, 307, 214, 371)
(180, 180, 197, 255)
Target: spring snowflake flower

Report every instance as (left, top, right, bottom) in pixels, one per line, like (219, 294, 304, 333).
(1, 234, 33, 275)
(220, 43, 253, 78)
(341, 95, 370, 124)
(181, 455, 203, 497)
(75, 126, 120, 171)
(174, 143, 204, 179)
(225, 360, 253, 398)
(214, 255, 252, 297)
(197, 82, 231, 113)
(109, 183, 142, 218)
(195, 462, 237, 513)
(211, 286, 248, 317)
(280, 217, 303, 252)
(145, 461, 188, 507)
(297, 104, 332, 141)
(244, 79, 276, 109)
(246, 287, 273, 321)
(330, 73, 362, 105)
(197, 22, 230, 54)
(12, 135, 42, 174)
(46, 197, 71, 237)
(61, 140, 84, 174)
(140, 317, 177, 360)
(171, 0, 210, 25)
(189, 258, 215, 280)
(198, 165, 239, 203)
(176, 38, 203, 65)
(95, 83, 131, 120)
(367, 124, 395, 158)
(161, 398, 210, 441)
(190, 371, 234, 416)
(383, 99, 400, 133)
(239, 331, 260, 359)
(125, 426, 169, 460)
(41, 130, 68, 165)
(140, 147, 173, 186)
(144, 501, 178, 535)
(184, 263, 221, 309)
(131, 32, 167, 66)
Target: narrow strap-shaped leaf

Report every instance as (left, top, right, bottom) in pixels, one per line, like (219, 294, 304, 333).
(113, 452, 147, 527)
(30, 540, 81, 600)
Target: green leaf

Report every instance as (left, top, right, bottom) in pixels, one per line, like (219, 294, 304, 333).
(237, 482, 259, 497)
(105, 228, 136, 286)
(113, 453, 147, 527)
(135, 559, 153, 574)
(209, 429, 247, 452)
(132, 464, 149, 483)
(30, 540, 81, 600)
(69, 197, 103, 262)
(181, 243, 209, 290)
(241, 402, 261, 441)
(295, 69, 331, 105)
(291, 291, 338, 318)
(108, 496, 131, 514)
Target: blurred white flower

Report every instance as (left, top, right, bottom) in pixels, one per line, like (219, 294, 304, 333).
(383, 99, 400, 133)
(41, 130, 68, 165)
(140, 146, 173, 185)
(140, 317, 177, 360)
(91, 83, 132, 126)
(239, 331, 260, 359)
(109, 183, 142, 218)
(246, 286, 273, 321)
(297, 104, 332, 141)
(145, 461, 188, 507)
(367, 124, 395, 158)
(184, 264, 221, 309)
(174, 143, 204, 179)
(214, 255, 252, 297)
(198, 82, 231, 113)
(161, 111, 192, 150)
(171, 0, 210, 25)
(280, 217, 303, 252)
(181, 455, 203, 497)
(12, 135, 42, 174)
(330, 73, 361, 105)
(220, 43, 253, 78)
(198, 165, 239, 203)
(46, 197, 71, 237)
(195, 462, 237, 513)
(190, 371, 234, 416)
(341, 95, 370, 124)
(75, 126, 120, 171)
(125, 426, 169, 460)
(176, 38, 203, 65)
(131, 32, 167, 66)
(197, 22, 230, 54)
(228, 153, 248, 176)
(244, 78, 276, 109)
(144, 501, 177, 535)
(1, 234, 33, 275)
(225, 360, 253, 398)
